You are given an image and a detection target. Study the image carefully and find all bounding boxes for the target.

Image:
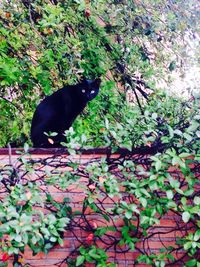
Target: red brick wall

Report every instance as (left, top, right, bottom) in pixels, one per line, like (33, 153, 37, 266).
(0, 149, 194, 267)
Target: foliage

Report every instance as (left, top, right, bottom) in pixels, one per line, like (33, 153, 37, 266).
(64, 91, 200, 151)
(0, 0, 199, 266)
(0, 0, 199, 147)
(0, 154, 70, 266)
(0, 96, 199, 265)
(75, 246, 115, 267)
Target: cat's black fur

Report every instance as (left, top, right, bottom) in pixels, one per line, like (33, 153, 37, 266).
(31, 78, 101, 147)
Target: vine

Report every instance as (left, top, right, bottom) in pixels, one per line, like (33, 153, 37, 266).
(0, 108, 199, 266)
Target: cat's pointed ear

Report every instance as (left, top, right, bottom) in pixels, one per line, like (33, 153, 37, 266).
(93, 78, 101, 87)
(79, 77, 87, 84)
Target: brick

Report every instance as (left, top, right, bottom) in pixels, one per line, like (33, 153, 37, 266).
(1, 151, 198, 267)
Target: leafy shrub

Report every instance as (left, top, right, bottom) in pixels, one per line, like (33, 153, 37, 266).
(0, 0, 198, 147)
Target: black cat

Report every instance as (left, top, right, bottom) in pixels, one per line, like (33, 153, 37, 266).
(31, 78, 101, 147)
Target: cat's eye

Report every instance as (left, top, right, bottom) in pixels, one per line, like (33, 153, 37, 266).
(82, 89, 86, 93)
(91, 90, 95, 94)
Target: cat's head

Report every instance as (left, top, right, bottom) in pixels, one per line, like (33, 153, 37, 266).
(79, 78, 101, 101)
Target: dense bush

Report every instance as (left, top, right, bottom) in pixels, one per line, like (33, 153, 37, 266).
(0, 0, 198, 147)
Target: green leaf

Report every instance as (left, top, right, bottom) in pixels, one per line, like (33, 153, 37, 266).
(152, 113, 157, 120)
(168, 125, 174, 138)
(44, 242, 54, 252)
(181, 197, 187, 205)
(24, 143, 29, 153)
(186, 259, 197, 267)
(184, 189, 194, 197)
(183, 133, 193, 142)
(102, 214, 110, 222)
(40, 227, 50, 237)
(169, 177, 180, 189)
(155, 160, 162, 172)
(173, 129, 183, 136)
(58, 237, 64, 246)
(194, 230, 200, 242)
(166, 190, 173, 199)
(139, 197, 147, 207)
(187, 121, 199, 133)
(95, 227, 108, 237)
(105, 118, 109, 129)
(125, 210, 133, 219)
(15, 235, 22, 243)
(76, 255, 85, 266)
(179, 153, 191, 158)
(182, 211, 191, 223)
(194, 196, 200, 205)
(50, 236, 57, 242)
(130, 204, 140, 214)
(184, 242, 192, 250)
(89, 249, 101, 259)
